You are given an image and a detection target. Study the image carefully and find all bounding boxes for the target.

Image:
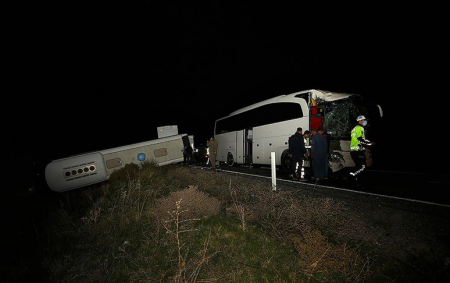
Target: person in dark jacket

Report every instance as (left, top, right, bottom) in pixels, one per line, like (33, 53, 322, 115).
(318, 128, 330, 179)
(288, 127, 309, 180)
(183, 144, 193, 165)
(310, 128, 328, 181)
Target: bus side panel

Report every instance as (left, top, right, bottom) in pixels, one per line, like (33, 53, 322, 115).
(215, 132, 237, 163)
(236, 130, 245, 164)
(275, 135, 289, 166)
(45, 152, 108, 193)
(101, 138, 184, 176)
(260, 136, 289, 165)
(263, 137, 275, 164)
(252, 136, 264, 165)
(252, 118, 308, 165)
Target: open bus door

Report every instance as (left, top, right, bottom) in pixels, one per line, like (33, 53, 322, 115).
(234, 128, 253, 166)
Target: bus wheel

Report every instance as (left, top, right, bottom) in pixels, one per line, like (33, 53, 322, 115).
(227, 152, 235, 167)
(281, 150, 291, 172)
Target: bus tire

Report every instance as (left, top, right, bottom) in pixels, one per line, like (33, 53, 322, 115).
(227, 152, 235, 167)
(281, 150, 291, 172)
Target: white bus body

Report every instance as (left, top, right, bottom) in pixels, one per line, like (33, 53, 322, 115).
(45, 133, 192, 192)
(157, 125, 179, 138)
(214, 89, 383, 175)
(45, 151, 108, 193)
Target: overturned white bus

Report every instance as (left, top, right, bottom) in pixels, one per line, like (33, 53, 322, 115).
(45, 132, 193, 192)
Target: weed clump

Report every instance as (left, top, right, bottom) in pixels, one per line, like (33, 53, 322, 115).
(152, 185, 221, 224)
(108, 162, 140, 183)
(18, 163, 447, 283)
(293, 229, 371, 281)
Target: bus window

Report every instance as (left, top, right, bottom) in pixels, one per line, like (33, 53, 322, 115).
(216, 102, 303, 134)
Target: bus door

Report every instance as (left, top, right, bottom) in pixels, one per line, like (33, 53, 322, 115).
(235, 128, 253, 165)
(245, 128, 253, 164)
(236, 130, 245, 164)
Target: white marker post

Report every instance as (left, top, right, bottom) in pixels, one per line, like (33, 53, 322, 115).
(271, 152, 276, 191)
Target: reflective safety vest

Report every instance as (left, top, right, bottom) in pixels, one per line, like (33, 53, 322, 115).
(350, 125, 365, 151)
(304, 136, 311, 149)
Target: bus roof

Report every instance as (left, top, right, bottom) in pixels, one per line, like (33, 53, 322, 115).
(311, 89, 355, 101)
(229, 89, 356, 116)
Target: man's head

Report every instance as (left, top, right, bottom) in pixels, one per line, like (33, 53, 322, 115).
(356, 115, 367, 126)
(296, 127, 302, 133)
(303, 130, 311, 137)
(311, 129, 318, 135)
(318, 128, 324, 134)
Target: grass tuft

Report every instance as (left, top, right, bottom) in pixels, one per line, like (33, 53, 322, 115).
(8, 163, 449, 282)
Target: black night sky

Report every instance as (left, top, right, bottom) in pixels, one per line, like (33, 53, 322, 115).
(4, 3, 447, 183)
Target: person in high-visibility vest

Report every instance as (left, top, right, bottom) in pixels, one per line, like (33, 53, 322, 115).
(350, 115, 375, 178)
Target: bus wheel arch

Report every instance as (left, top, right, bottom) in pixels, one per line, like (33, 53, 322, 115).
(226, 152, 235, 167)
(281, 149, 291, 172)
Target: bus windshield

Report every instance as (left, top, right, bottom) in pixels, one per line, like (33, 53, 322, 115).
(323, 95, 382, 140)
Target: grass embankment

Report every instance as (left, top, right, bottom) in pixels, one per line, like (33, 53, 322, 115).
(7, 161, 449, 282)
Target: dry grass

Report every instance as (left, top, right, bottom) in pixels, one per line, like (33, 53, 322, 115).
(152, 185, 221, 224)
(148, 165, 376, 281)
(293, 229, 371, 281)
(9, 161, 448, 283)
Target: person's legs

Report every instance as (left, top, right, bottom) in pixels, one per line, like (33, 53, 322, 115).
(289, 156, 295, 178)
(350, 151, 366, 188)
(357, 151, 367, 179)
(350, 151, 364, 175)
(313, 155, 326, 180)
(299, 158, 308, 180)
(210, 152, 216, 169)
(186, 154, 191, 165)
(291, 155, 300, 179)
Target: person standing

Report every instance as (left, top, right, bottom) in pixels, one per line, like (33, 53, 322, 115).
(288, 127, 309, 180)
(350, 115, 375, 179)
(310, 128, 328, 181)
(183, 144, 193, 165)
(318, 128, 330, 179)
(207, 136, 218, 170)
(194, 143, 207, 165)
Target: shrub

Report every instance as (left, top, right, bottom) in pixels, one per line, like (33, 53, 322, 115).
(108, 163, 140, 183)
(151, 185, 221, 225)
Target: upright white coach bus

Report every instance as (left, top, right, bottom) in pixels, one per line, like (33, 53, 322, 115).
(213, 89, 383, 175)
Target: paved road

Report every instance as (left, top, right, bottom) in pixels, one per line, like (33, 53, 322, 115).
(204, 164, 450, 206)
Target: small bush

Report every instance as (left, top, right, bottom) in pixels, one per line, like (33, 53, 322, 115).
(294, 229, 371, 281)
(16, 163, 447, 283)
(152, 185, 221, 225)
(108, 163, 140, 183)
